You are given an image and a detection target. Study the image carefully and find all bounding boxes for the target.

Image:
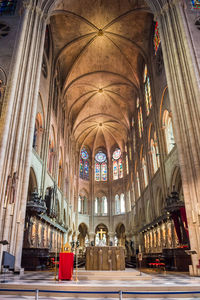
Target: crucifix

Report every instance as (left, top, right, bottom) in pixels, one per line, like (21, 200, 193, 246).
(97, 228, 107, 240)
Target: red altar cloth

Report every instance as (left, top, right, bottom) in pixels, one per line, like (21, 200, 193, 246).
(58, 253, 74, 280)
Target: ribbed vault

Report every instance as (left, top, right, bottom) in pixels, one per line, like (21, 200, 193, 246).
(50, 0, 153, 154)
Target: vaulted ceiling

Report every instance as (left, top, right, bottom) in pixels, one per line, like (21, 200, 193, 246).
(50, 0, 153, 155)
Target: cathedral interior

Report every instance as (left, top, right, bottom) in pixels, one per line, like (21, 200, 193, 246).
(0, 0, 200, 278)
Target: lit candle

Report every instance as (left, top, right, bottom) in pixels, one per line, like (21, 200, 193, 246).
(139, 244, 141, 253)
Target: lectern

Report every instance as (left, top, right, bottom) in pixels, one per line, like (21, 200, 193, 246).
(58, 252, 74, 280)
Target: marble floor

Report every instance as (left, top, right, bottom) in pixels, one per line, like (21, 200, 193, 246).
(0, 269, 200, 299)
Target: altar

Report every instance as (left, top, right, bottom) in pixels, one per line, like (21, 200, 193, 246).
(85, 246, 125, 270)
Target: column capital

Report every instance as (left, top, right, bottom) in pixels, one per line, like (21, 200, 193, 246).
(35, 6, 42, 15)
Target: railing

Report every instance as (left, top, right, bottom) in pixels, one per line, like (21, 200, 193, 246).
(1, 288, 200, 299)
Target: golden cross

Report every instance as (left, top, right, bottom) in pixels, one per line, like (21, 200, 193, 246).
(97, 229, 107, 240)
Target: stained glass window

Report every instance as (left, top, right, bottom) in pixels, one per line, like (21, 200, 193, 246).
(191, 0, 200, 9)
(112, 148, 123, 180)
(154, 22, 161, 55)
(0, 0, 17, 15)
(80, 159, 84, 178)
(81, 147, 89, 159)
(101, 162, 107, 181)
(80, 147, 89, 180)
(136, 97, 140, 108)
(84, 160, 89, 179)
(143, 65, 147, 83)
(126, 154, 129, 174)
(138, 106, 143, 138)
(95, 162, 100, 181)
(137, 171, 141, 198)
(131, 117, 134, 127)
(95, 151, 107, 181)
(113, 160, 118, 180)
(95, 151, 106, 162)
(113, 149, 121, 160)
(143, 65, 152, 116)
(119, 158, 123, 178)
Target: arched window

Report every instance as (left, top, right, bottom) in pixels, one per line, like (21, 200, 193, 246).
(112, 148, 123, 180)
(136, 171, 141, 198)
(0, 0, 17, 15)
(138, 106, 143, 138)
(120, 193, 125, 214)
(44, 26, 50, 58)
(113, 160, 118, 180)
(151, 139, 158, 174)
(80, 147, 89, 180)
(191, 0, 200, 9)
(33, 113, 43, 156)
(47, 126, 56, 176)
(127, 190, 131, 212)
(95, 151, 107, 181)
(115, 194, 120, 214)
(163, 110, 175, 154)
(102, 196, 108, 215)
(115, 193, 125, 214)
(142, 157, 148, 188)
(78, 196, 81, 213)
(58, 148, 63, 189)
(94, 196, 107, 215)
(33, 119, 39, 150)
(154, 132, 160, 168)
(95, 197, 98, 214)
(101, 162, 107, 181)
(153, 21, 160, 55)
(126, 153, 129, 175)
(151, 132, 160, 174)
(78, 195, 88, 214)
(53, 77, 59, 116)
(143, 65, 152, 116)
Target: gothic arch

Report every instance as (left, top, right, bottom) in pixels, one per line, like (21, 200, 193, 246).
(63, 209, 67, 225)
(146, 199, 152, 223)
(159, 86, 169, 125)
(94, 222, 109, 232)
(155, 187, 163, 217)
(27, 167, 38, 201)
(78, 222, 89, 237)
(170, 166, 183, 196)
(115, 223, 126, 247)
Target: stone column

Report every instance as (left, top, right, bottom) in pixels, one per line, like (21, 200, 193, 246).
(0, 3, 47, 270)
(156, 0, 200, 275)
(90, 161, 95, 230)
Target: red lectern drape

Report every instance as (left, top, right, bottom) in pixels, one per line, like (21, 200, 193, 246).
(58, 252, 74, 280)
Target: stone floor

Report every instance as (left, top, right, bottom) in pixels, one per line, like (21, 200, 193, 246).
(0, 269, 200, 299)
(0, 295, 200, 300)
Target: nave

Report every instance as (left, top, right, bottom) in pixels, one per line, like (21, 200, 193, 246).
(0, 0, 200, 283)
